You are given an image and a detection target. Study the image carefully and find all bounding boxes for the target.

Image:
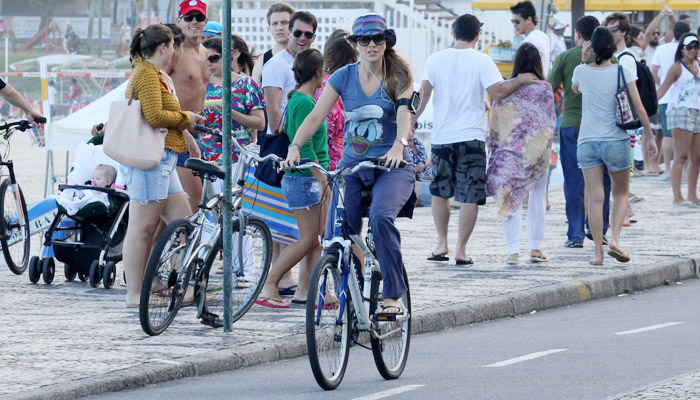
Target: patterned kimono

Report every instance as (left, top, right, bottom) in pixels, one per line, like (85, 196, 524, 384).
(487, 81, 556, 218)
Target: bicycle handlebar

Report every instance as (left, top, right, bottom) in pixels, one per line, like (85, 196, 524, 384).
(279, 158, 406, 177)
(193, 125, 282, 164)
(0, 118, 44, 140)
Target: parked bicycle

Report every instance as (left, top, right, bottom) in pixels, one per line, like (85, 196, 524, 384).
(139, 126, 276, 336)
(279, 159, 411, 390)
(0, 118, 45, 274)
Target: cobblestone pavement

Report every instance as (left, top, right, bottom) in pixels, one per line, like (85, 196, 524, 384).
(611, 370, 700, 399)
(1, 134, 699, 396)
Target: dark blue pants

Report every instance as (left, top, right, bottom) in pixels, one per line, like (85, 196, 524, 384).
(560, 127, 610, 242)
(325, 165, 415, 300)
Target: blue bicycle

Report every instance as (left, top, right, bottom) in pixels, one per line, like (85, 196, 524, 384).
(281, 159, 411, 390)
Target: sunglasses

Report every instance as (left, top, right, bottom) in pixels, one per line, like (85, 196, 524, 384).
(207, 54, 222, 63)
(686, 44, 699, 50)
(652, 31, 661, 35)
(181, 13, 206, 22)
(608, 26, 620, 32)
(510, 19, 521, 25)
(356, 34, 386, 46)
(293, 29, 314, 39)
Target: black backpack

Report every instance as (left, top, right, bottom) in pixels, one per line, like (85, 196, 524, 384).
(618, 52, 657, 118)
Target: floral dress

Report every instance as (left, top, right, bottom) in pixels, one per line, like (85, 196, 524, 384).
(201, 75, 266, 164)
(314, 75, 344, 170)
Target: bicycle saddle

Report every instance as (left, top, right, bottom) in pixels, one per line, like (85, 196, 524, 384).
(184, 158, 225, 180)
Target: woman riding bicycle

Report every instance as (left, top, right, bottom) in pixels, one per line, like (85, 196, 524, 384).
(282, 14, 415, 316)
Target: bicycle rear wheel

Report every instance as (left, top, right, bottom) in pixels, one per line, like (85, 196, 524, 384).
(139, 219, 193, 336)
(370, 267, 411, 380)
(306, 254, 350, 390)
(204, 216, 272, 324)
(0, 180, 30, 274)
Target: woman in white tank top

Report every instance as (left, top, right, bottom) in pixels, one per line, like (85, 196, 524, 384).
(657, 33, 700, 207)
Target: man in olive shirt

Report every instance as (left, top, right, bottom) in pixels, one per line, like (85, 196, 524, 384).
(548, 16, 611, 248)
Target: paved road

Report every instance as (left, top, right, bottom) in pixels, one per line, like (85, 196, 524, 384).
(88, 279, 700, 400)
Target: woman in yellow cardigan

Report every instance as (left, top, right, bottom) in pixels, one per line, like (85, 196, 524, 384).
(120, 24, 204, 307)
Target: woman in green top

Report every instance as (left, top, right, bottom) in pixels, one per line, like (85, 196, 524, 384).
(256, 48, 329, 308)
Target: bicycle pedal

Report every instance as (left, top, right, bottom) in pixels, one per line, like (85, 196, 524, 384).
(200, 311, 222, 328)
(371, 314, 397, 322)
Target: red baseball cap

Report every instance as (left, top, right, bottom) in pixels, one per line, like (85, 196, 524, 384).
(178, 0, 207, 16)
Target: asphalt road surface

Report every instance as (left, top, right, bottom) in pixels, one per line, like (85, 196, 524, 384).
(89, 279, 700, 400)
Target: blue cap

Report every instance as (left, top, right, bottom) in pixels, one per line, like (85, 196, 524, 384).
(203, 21, 222, 37)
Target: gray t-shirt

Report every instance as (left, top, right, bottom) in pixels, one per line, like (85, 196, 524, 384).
(572, 64, 637, 144)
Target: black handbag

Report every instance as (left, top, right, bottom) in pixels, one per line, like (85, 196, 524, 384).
(254, 106, 289, 187)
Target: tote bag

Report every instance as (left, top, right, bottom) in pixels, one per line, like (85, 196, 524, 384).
(615, 65, 642, 130)
(103, 76, 168, 170)
(254, 106, 288, 187)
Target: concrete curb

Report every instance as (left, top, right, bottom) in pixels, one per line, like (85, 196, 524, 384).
(8, 255, 699, 400)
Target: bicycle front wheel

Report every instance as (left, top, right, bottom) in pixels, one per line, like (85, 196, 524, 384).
(306, 254, 350, 390)
(139, 219, 193, 336)
(205, 216, 272, 324)
(370, 267, 411, 380)
(0, 180, 30, 274)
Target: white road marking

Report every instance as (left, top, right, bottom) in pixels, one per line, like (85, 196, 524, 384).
(615, 322, 684, 335)
(151, 359, 182, 365)
(352, 385, 425, 400)
(483, 349, 568, 367)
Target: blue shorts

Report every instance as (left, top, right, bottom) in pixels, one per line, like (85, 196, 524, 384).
(577, 139, 631, 172)
(175, 138, 207, 167)
(281, 174, 322, 210)
(120, 149, 184, 202)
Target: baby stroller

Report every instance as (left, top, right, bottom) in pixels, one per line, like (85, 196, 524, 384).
(28, 142, 129, 288)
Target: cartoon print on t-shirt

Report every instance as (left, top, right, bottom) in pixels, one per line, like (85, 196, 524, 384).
(345, 104, 384, 155)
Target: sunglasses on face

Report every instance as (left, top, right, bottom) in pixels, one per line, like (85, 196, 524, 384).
(510, 19, 521, 25)
(652, 31, 661, 35)
(292, 29, 314, 39)
(207, 54, 222, 63)
(357, 34, 386, 46)
(182, 13, 206, 22)
(686, 44, 699, 50)
(608, 26, 620, 32)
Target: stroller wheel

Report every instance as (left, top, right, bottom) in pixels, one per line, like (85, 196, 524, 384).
(64, 264, 77, 282)
(77, 272, 88, 282)
(89, 260, 101, 288)
(42, 257, 55, 284)
(103, 262, 117, 289)
(28, 256, 40, 284)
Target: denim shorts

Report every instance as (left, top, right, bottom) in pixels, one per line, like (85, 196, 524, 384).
(281, 174, 322, 210)
(120, 149, 184, 202)
(577, 139, 631, 172)
(175, 138, 207, 167)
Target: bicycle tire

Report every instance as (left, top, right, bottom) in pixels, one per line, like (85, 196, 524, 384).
(139, 219, 194, 336)
(204, 216, 272, 324)
(0, 180, 30, 274)
(370, 266, 411, 380)
(306, 254, 351, 390)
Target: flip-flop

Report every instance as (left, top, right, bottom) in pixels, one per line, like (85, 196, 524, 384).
(427, 253, 449, 262)
(607, 249, 630, 263)
(255, 297, 290, 309)
(278, 285, 298, 296)
(455, 257, 473, 265)
(530, 253, 549, 263)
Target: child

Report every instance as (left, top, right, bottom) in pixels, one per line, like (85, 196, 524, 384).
(90, 164, 117, 187)
(55, 165, 117, 216)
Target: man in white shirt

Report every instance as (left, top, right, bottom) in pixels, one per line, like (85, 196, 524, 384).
(252, 2, 295, 85)
(550, 22, 568, 61)
(415, 14, 537, 265)
(511, 1, 550, 75)
(604, 13, 638, 80)
(651, 21, 691, 177)
(262, 10, 316, 135)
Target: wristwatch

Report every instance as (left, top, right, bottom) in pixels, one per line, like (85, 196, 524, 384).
(396, 137, 409, 147)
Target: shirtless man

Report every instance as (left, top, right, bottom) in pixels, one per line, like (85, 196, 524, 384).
(170, 0, 210, 213)
(251, 2, 295, 85)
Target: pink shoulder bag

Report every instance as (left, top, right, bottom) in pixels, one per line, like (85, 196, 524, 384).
(103, 76, 168, 170)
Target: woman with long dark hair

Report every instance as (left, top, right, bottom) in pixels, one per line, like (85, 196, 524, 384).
(656, 33, 700, 207)
(572, 27, 656, 265)
(257, 48, 329, 308)
(282, 14, 415, 316)
(487, 43, 556, 265)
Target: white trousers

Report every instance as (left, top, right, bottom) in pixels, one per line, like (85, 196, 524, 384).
(502, 173, 548, 255)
